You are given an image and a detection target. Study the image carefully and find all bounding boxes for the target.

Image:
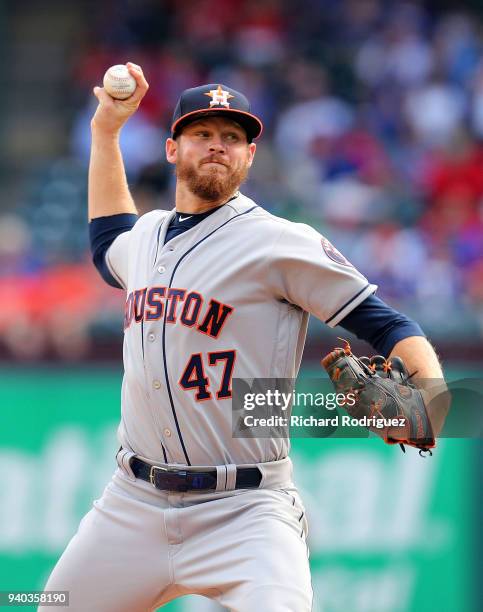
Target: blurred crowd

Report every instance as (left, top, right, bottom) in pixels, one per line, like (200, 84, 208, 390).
(1, 0, 483, 360)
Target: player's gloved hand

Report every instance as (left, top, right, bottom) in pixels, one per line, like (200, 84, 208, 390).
(91, 63, 149, 135)
(321, 341, 435, 455)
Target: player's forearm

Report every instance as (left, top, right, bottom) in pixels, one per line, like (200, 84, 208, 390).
(390, 336, 449, 436)
(389, 336, 442, 378)
(88, 127, 138, 221)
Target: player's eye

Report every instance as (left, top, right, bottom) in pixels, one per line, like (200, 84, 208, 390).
(225, 133, 240, 142)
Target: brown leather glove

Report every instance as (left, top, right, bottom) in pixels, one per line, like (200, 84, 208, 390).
(322, 342, 435, 455)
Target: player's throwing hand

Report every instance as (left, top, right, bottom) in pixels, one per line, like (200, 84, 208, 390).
(91, 62, 149, 135)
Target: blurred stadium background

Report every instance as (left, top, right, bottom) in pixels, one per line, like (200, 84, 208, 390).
(0, 1, 481, 610)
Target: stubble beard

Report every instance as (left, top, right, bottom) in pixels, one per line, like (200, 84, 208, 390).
(176, 157, 249, 202)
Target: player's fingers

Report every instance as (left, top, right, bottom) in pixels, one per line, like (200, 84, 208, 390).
(126, 62, 149, 93)
(127, 61, 142, 72)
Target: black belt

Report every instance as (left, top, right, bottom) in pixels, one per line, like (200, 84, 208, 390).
(130, 456, 262, 492)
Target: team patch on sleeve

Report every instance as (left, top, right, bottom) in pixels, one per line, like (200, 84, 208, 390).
(321, 237, 353, 267)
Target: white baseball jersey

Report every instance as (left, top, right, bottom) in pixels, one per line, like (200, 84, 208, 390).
(106, 193, 376, 467)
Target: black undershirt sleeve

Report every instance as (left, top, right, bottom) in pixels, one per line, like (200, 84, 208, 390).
(338, 293, 425, 357)
(89, 213, 138, 288)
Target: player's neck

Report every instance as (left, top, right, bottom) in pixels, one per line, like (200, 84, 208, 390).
(174, 182, 238, 214)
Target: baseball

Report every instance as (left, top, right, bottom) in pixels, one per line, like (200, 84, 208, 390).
(103, 64, 137, 100)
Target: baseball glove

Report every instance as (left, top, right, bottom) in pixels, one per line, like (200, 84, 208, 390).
(322, 341, 435, 455)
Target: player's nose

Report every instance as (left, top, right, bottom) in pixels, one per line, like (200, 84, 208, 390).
(208, 137, 226, 152)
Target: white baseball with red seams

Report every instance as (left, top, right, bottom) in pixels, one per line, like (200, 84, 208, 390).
(103, 64, 137, 100)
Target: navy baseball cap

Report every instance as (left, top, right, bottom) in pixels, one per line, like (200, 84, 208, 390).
(171, 84, 263, 142)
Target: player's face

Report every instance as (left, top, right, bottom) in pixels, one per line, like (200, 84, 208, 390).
(166, 117, 256, 202)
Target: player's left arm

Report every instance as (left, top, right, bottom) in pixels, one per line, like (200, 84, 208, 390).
(339, 295, 449, 437)
(266, 224, 449, 436)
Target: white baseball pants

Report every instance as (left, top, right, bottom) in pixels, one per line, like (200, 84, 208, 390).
(39, 464, 312, 611)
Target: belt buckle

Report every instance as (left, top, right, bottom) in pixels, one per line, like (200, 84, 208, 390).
(149, 465, 189, 492)
(149, 464, 164, 487)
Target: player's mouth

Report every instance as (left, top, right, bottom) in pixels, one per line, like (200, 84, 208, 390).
(202, 162, 227, 168)
(201, 157, 228, 168)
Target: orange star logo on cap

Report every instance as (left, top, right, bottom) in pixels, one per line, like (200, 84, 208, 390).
(204, 85, 235, 108)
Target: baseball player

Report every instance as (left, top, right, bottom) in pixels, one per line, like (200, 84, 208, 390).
(40, 64, 445, 611)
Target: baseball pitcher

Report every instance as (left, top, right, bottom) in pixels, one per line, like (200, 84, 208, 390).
(40, 64, 446, 611)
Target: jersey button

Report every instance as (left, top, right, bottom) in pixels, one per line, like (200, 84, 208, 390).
(148, 333, 155, 342)
(153, 380, 161, 389)
(164, 428, 172, 437)
(157, 265, 166, 274)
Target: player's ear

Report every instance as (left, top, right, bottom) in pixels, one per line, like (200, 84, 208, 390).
(247, 142, 256, 167)
(166, 138, 177, 164)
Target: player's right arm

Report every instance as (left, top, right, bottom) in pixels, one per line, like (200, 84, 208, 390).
(88, 63, 149, 289)
(88, 62, 149, 220)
